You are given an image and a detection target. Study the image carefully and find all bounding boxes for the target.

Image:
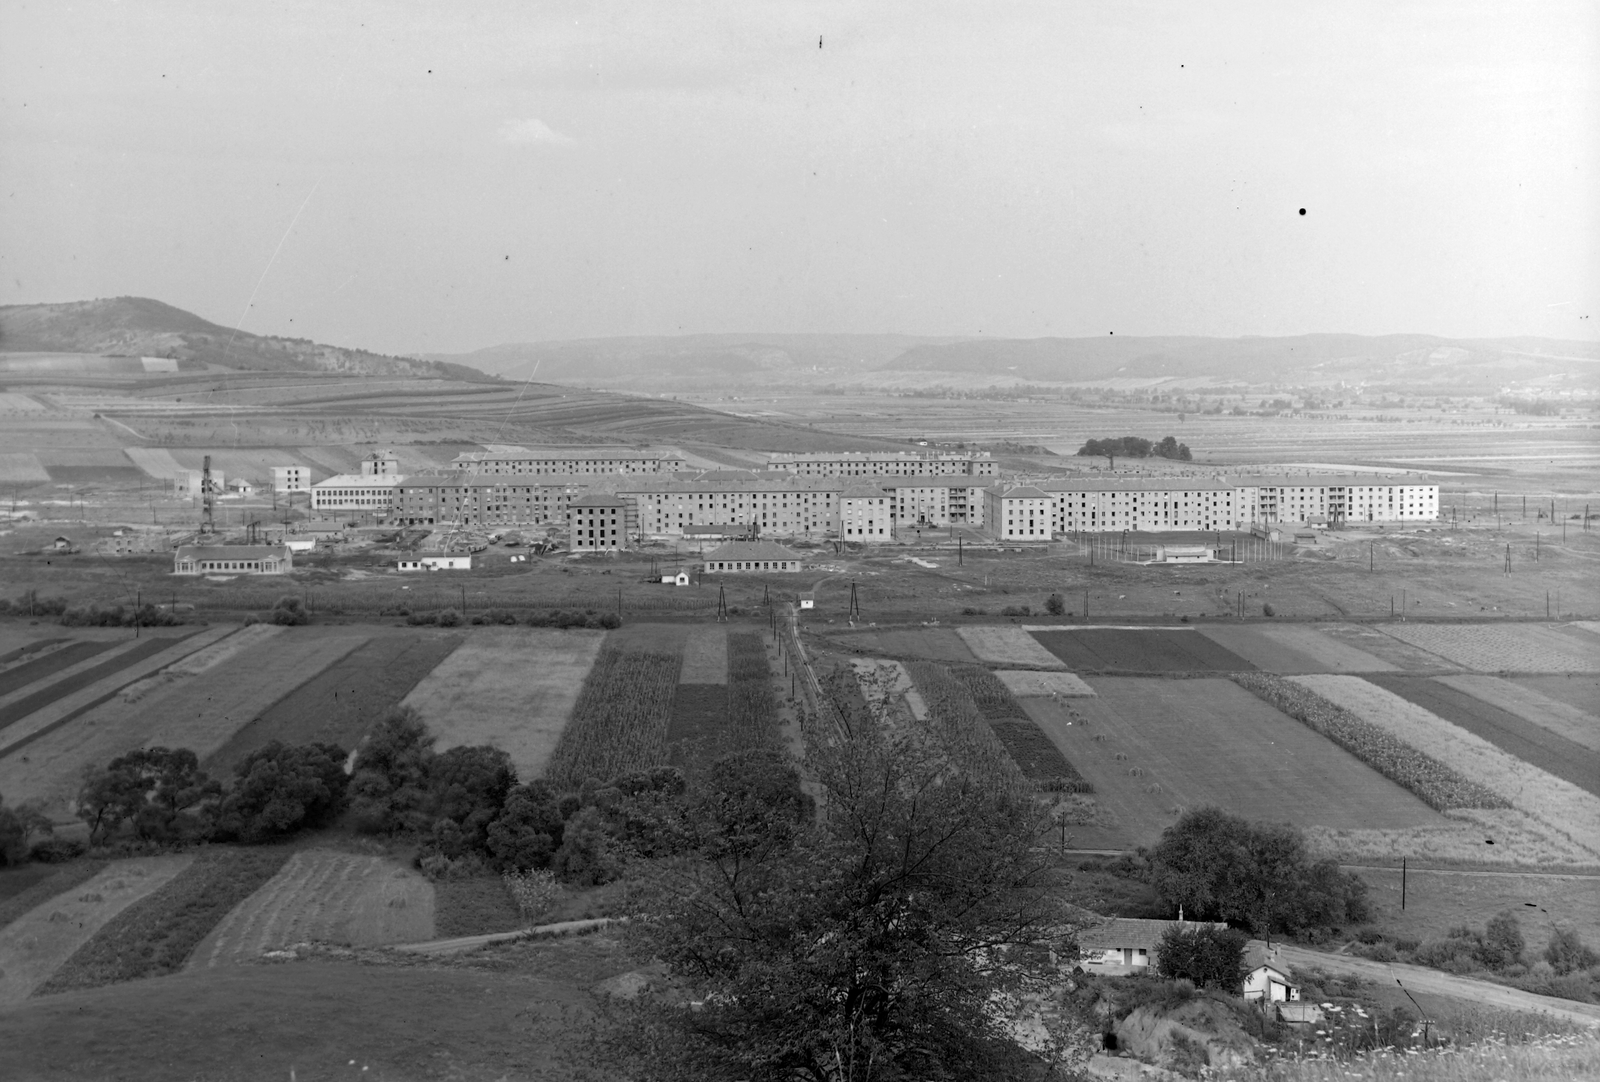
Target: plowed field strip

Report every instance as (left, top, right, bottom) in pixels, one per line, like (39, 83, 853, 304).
(1366, 676, 1600, 798)
(0, 641, 117, 698)
(205, 632, 463, 775)
(1378, 624, 1598, 674)
(1030, 628, 1254, 672)
(1437, 675, 1598, 752)
(678, 627, 728, 684)
(1513, 675, 1600, 719)
(0, 636, 192, 735)
(1196, 625, 1396, 673)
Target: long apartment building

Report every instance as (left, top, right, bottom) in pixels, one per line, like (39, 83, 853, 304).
(766, 450, 997, 477)
(450, 446, 686, 475)
(621, 473, 843, 538)
(310, 474, 407, 513)
(390, 472, 593, 527)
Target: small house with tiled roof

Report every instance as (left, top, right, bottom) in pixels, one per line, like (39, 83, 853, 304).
(703, 540, 805, 573)
(1077, 917, 1229, 976)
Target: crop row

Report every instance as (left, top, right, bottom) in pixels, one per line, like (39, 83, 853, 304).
(1232, 672, 1510, 812)
(726, 632, 779, 746)
(543, 647, 683, 789)
(903, 661, 1030, 800)
(947, 664, 1093, 792)
(948, 664, 1027, 721)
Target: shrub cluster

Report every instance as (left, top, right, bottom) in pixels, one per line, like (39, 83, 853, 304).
(1351, 916, 1600, 1003)
(1231, 672, 1510, 811)
(0, 590, 69, 617)
(61, 602, 182, 628)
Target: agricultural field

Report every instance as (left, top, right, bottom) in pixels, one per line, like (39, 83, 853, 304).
(0, 626, 361, 819)
(1028, 627, 1254, 673)
(1513, 673, 1600, 716)
(992, 670, 1096, 697)
(1312, 623, 1458, 671)
(819, 627, 979, 664)
(543, 644, 682, 788)
(955, 625, 1066, 669)
(678, 625, 729, 683)
(1365, 675, 1600, 798)
(1195, 624, 1397, 673)
(0, 855, 194, 1008)
(1438, 674, 1600, 753)
(399, 627, 606, 782)
(1023, 677, 1444, 851)
(1292, 675, 1600, 861)
(901, 660, 1028, 795)
(1377, 623, 1600, 674)
(194, 850, 434, 967)
(1356, 865, 1600, 952)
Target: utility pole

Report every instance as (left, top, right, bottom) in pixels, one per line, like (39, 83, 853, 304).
(134, 588, 140, 638)
(1505, 544, 1511, 574)
(716, 583, 727, 622)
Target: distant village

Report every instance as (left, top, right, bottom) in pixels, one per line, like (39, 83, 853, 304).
(154, 447, 1440, 576)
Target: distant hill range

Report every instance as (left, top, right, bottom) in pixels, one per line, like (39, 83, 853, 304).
(428, 332, 1600, 395)
(0, 297, 485, 380)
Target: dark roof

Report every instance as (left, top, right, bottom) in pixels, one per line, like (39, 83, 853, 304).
(840, 482, 891, 499)
(174, 544, 291, 559)
(568, 492, 629, 508)
(1078, 918, 1227, 950)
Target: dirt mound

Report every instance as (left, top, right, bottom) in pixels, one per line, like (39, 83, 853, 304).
(1114, 997, 1258, 1073)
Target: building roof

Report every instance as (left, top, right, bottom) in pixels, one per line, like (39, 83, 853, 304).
(1078, 918, 1227, 950)
(882, 475, 984, 489)
(452, 446, 683, 463)
(704, 540, 806, 562)
(312, 473, 406, 488)
(174, 544, 291, 559)
(840, 482, 891, 499)
(993, 484, 1049, 499)
(768, 450, 991, 462)
(568, 492, 629, 508)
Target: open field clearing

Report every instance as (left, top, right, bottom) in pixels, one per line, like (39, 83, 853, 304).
(678, 625, 728, 683)
(0, 635, 195, 735)
(1196, 624, 1398, 673)
(1314, 623, 1457, 670)
(0, 855, 193, 1008)
(1030, 627, 1254, 672)
(1514, 674, 1600, 717)
(821, 627, 980, 664)
(1292, 675, 1600, 860)
(543, 645, 682, 788)
(0, 639, 120, 698)
(1438, 675, 1600, 753)
(0, 627, 349, 818)
(1378, 623, 1600, 674)
(0, 628, 227, 763)
(956, 625, 1066, 669)
(206, 630, 463, 774)
(1027, 678, 1444, 850)
(1304, 806, 1600, 868)
(0, 862, 108, 930)
(195, 850, 433, 967)
(38, 849, 291, 996)
(1367, 675, 1600, 798)
(400, 627, 605, 781)
(1355, 865, 1600, 951)
(993, 670, 1096, 697)
(0, 630, 67, 658)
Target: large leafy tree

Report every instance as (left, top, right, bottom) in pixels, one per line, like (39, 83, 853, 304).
(0, 790, 53, 865)
(76, 747, 221, 843)
(348, 707, 436, 834)
(615, 684, 1088, 1081)
(216, 741, 350, 843)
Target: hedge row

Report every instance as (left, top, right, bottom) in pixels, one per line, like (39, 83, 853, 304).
(1232, 672, 1510, 811)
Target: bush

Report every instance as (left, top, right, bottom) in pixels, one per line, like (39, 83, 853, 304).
(1262, 602, 1275, 617)
(349, 707, 437, 834)
(1044, 593, 1065, 616)
(271, 596, 309, 626)
(1155, 924, 1250, 992)
(485, 781, 567, 871)
(28, 836, 87, 863)
(215, 741, 349, 843)
(0, 792, 54, 865)
(503, 868, 561, 923)
(1545, 928, 1600, 975)
(1482, 910, 1525, 969)
(76, 747, 222, 844)
(436, 608, 461, 628)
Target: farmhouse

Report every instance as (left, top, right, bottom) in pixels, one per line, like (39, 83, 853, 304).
(767, 450, 997, 477)
(569, 492, 630, 551)
(1244, 961, 1300, 1004)
(310, 473, 406, 514)
(702, 539, 805, 572)
(1077, 918, 1229, 976)
(173, 544, 293, 575)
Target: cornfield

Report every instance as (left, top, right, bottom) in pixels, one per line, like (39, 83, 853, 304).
(949, 664, 1027, 721)
(903, 661, 1030, 801)
(544, 647, 683, 789)
(726, 632, 780, 746)
(948, 664, 1093, 792)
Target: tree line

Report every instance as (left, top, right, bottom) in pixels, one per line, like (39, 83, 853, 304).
(1076, 435, 1192, 466)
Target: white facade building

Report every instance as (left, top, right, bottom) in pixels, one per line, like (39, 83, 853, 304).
(310, 474, 406, 513)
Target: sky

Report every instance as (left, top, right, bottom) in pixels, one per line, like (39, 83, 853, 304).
(2, 1, 1596, 354)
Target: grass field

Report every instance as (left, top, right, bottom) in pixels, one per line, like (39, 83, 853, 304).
(0, 634, 198, 737)
(901, 660, 1028, 796)
(1029, 627, 1254, 672)
(1378, 623, 1600, 674)
(194, 849, 434, 967)
(0, 861, 108, 930)
(0, 855, 193, 1008)
(1023, 678, 1444, 851)
(1512, 674, 1600, 719)
(956, 625, 1067, 669)
(432, 875, 525, 938)
(992, 670, 1097, 697)
(1439, 675, 1600, 753)
(1366, 676, 1600, 798)
(1196, 624, 1397, 673)
(1304, 807, 1600, 868)
(400, 627, 606, 782)
(1293, 675, 1600, 860)
(678, 625, 728, 683)
(1355, 865, 1600, 954)
(206, 630, 464, 775)
(543, 644, 683, 788)
(0, 639, 120, 698)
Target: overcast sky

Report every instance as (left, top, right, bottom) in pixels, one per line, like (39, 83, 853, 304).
(2, 1, 1595, 353)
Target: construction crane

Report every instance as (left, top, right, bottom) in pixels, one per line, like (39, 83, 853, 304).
(199, 455, 218, 539)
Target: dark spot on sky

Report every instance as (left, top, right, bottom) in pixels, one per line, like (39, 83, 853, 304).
(1299, 208, 1306, 215)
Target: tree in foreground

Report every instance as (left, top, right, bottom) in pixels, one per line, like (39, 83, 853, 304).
(612, 677, 1089, 1081)
(348, 707, 437, 834)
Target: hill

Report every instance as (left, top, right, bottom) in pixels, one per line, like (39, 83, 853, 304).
(0, 297, 487, 381)
(430, 332, 1600, 396)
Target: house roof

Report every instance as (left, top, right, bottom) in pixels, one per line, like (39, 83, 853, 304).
(840, 482, 891, 499)
(704, 540, 805, 562)
(993, 484, 1049, 499)
(174, 544, 290, 559)
(568, 492, 629, 508)
(311, 473, 406, 488)
(1078, 918, 1228, 950)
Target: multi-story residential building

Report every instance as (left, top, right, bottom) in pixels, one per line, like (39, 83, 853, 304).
(451, 446, 686, 475)
(309, 474, 406, 513)
(621, 473, 841, 538)
(271, 465, 311, 494)
(568, 492, 631, 552)
(1042, 480, 1250, 533)
(1242, 478, 1438, 524)
(885, 476, 987, 527)
(839, 482, 894, 541)
(389, 472, 592, 528)
(767, 450, 998, 477)
(361, 451, 402, 476)
(984, 484, 1054, 540)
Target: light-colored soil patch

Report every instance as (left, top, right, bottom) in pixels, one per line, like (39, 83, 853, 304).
(400, 627, 605, 781)
(1291, 674, 1600, 860)
(0, 628, 355, 820)
(678, 626, 728, 684)
(194, 850, 434, 967)
(1436, 675, 1600, 752)
(0, 855, 193, 1007)
(1196, 624, 1396, 673)
(993, 670, 1096, 697)
(955, 626, 1066, 670)
(1378, 623, 1599, 674)
(1024, 678, 1442, 851)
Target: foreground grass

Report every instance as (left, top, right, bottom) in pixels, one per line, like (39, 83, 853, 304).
(1217, 1032, 1600, 1081)
(35, 847, 289, 994)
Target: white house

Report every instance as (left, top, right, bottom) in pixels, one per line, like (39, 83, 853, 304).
(397, 552, 472, 571)
(1077, 918, 1230, 976)
(173, 544, 292, 575)
(1244, 962, 1300, 1003)
(985, 483, 1053, 541)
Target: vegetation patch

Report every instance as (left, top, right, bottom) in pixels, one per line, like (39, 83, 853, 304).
(677, 625, 728, 684)
(1029, 627, 1254, 672)
(954, 625, 1067, 669)
(37, 847, 291, 994)
(0, 860, 107, 930)
(433, 874, 524, 938)
(726, 632, 779, 744)
(949, 663, 1030, 720)
(0, 640, 117, 698)
(543, 646, 682, 789)
(994, 669, 1097, 697)
(902, 661, 1029, 797)
(0, 636, 192, 737)
(1378, 622, 1599, 674)
(665, 684, 730, 774)
(1236, 672, 1509, 812)
(1439, 674, 1600, 754)
(989, 720, 1093, 793)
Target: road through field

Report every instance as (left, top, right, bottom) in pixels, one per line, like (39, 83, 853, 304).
(1259, 942, 1600, 1028)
